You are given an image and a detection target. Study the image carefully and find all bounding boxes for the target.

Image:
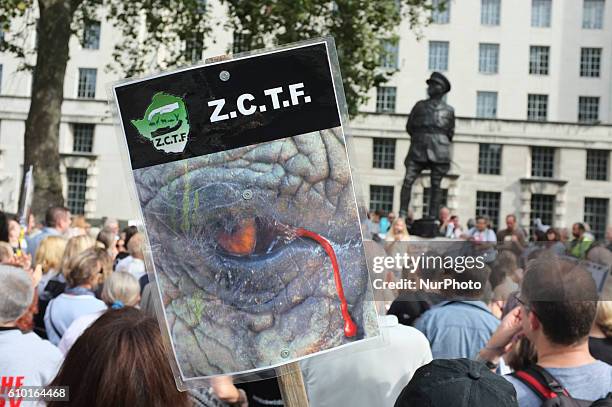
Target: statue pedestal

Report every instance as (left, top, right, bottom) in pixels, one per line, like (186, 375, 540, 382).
(410, 218, 438, 238)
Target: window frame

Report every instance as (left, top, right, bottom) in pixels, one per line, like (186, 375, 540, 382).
(428, 41, 449, 71)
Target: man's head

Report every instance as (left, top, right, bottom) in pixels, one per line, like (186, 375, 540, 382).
(45, 206, 71, 233)
(426, 72, 451, 99)
(0, 265, 34, 326)
(439, 207, 450, 223)
(572, 222, 585, 239)
(394, 359, 518, 407)
(520, 256, 598, 347)
(475, 216, 489, 232)
(387, 212, 396, 224)
(505, 214, 517, 231)
(450, 215, 460, 227)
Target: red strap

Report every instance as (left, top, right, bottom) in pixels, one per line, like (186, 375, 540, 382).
(515, 371, 563, 399)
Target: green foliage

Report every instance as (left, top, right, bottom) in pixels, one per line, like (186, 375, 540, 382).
(221, 0, 432, 117)
(0, 0, 431, 113)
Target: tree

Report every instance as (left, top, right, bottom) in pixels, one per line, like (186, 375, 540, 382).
(0, 0, 431, 217)
(1, 0, 210, 217)
(221, 0, 433, 117)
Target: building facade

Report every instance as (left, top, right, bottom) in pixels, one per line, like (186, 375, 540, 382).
(353, 113, 612, 239)
(368, 0, 612, 124)
(0, 0, 611, 235)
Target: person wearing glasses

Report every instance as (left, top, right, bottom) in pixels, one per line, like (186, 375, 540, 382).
(44, 248, 111, 345)
(475, 255, 612, 406)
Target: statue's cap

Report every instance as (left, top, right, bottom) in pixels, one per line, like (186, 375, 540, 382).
(426, 72, 451, 93)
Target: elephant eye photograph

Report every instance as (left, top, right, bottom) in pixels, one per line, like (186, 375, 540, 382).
(1, 1, 612, 407)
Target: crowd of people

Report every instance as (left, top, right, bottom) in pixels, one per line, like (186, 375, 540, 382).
(1, 205, 611, 406)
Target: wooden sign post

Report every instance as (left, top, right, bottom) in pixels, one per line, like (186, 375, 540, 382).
(276, 362, 309, 407)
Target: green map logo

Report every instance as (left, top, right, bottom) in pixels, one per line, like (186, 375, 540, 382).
(131, 92, 190, 154)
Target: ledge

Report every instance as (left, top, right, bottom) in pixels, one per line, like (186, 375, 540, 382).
(519, 177, 568, 185)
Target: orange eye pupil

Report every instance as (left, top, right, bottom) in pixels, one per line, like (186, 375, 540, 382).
(216, 218, 257, 256)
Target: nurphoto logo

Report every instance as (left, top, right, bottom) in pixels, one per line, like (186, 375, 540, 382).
(131, 92, 190, 153)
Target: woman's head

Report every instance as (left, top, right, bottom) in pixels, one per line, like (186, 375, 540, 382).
(60, 235, 97, 278)
(595, 301, 612, 338)
(391, 218, 410, 237)
(102, 272, 141, 308)
(48, 308, 189, 407)
(545, 228, 560, 242)
(35, 236, 68, 274)
(7, 219, 21, 243)
(65, 247, 112, 288)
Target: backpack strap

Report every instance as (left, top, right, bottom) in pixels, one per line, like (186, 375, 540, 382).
(46, 300, 62, 340)
(512, 365, 570, 401)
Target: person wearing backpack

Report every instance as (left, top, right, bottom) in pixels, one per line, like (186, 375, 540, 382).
(475, 255, 612, 407)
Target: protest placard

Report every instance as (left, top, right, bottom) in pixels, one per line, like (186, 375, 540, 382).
(112, 38, 379, 387)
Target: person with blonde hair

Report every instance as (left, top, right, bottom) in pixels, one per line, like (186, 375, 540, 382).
(44, 248, 110, 345)
(385, 217, 411, 242)
(58, 271, 141, 355)
(59, 235, 97, 278)
(589, 301, 612, 365)
(40, 235, 98, 305)
(35, 236, 67, 295)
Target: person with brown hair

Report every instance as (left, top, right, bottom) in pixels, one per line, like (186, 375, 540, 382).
(44, 247, 110, 345)
(477, 256, 612, 406)
(48, 307, 191, 407)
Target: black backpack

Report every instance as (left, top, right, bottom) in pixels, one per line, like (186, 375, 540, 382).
(512, 365, 612, 407)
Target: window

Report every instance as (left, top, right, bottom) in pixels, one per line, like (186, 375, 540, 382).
(232, 32, 251, 54)
(478, 143, 502, 174)
(476, 191, 501, 230)
(370, 185, 394, 213)
(479, 43, 499, 74)
(586, 149, 609, 181)
(476, 91, 498, 118)
(422, 188, 448, 218)
(66, 168, 88, 215)
(531, 146, 555, 178)
(380, 39, 399, 69)
(185, 32, 204, 63)
(530, 194, 555, 233)
(77, 68, 97, 98)
(83, 21, 100, 50)
(584, 197, 609, 240)
(527, 94, 548, 121)
(580, 48, 602, 77)
(481, 0, 501, 25)
(373, 138, 396, 169)
(429, 41, 449, 71)
(72, 124, 95, 153)
(529, 46, 550, 75)
(376, 86, 397, 113)
(531, 0, 552, 27)
(578, 96, 600, 123)
(583, 0, 605, 29)
(432, 0, 451, 23)
(0, 64, 2, 94)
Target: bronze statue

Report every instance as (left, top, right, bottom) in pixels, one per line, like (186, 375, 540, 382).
(399, 72, 454, 221)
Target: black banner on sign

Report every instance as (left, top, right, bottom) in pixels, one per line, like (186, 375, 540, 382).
(114, 42, 341, 169)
